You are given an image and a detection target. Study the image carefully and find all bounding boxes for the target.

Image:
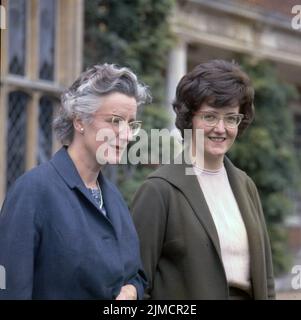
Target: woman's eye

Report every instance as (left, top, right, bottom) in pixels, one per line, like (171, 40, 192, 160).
(204, 114, 216, 121)
(226, 116, 237, 123)
(111, 117, 123, 125)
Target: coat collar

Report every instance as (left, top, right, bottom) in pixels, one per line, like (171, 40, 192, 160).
(50, 147, 118, 223)
(148, 155, 266, 297)
(50, 147, 85, 189)
(225, 159, 266, 298)
(148, 157, 223, 259)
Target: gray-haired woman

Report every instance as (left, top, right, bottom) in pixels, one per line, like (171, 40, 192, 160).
(0, 64, 149, 300)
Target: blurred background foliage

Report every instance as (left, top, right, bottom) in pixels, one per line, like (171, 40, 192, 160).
(84, 1, 301, 275)
(229, 58, 301, 274)
(85, 0, 175, 202)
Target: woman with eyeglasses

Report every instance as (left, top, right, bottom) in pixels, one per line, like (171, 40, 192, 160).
(0, 64, 148, 299)
(131, 60, 275, 300)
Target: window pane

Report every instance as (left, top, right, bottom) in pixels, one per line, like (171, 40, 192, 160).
(37, 96, 54, 164)
(6, 91, 29, 190)
(39, 0, 56, 81)
(8, 0, 26, 75)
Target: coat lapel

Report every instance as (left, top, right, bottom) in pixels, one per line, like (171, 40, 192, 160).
(50, 147, 112, 219)
(98, 173, 123, 236)
(224, 157, 267, 299)
(150, 161, 223, 261)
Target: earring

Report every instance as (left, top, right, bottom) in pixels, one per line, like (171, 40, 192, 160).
(80, 127, 84, 134)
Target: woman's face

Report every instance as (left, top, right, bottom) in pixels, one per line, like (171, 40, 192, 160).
(192, 103, 240, 165)
(80, 92, 138, 165)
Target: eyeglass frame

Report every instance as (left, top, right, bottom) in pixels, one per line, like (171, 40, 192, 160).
(194, 111, 244, 129)
(94, 113, 142, 136)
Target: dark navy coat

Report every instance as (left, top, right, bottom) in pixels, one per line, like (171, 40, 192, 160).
(0, 147, 147, 299)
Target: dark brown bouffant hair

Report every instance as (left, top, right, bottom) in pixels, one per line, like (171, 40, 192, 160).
(172, 60, 255, 137)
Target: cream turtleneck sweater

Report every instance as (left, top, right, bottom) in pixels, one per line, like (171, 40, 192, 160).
(193, 165, 251, 292)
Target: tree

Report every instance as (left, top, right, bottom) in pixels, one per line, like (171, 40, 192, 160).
(84, 0, 175, 202)
(229, 58, 301, 275)
(84, 1, 301, 275)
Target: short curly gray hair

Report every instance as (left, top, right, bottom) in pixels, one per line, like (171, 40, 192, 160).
(53, 63, 151, 145)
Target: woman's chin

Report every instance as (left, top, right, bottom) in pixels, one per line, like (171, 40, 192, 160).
(96, 150, 123, 165)
(107, 156, 122, 164)
(205, 148, 227, 158)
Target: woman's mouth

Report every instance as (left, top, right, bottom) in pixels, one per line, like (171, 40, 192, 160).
(208, 137, 226, 142)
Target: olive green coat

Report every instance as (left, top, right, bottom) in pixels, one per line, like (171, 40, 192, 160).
(131, 157, 275, 300)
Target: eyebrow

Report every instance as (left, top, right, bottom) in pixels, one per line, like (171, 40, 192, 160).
(111, 113, 137, 122)
(201, 110, 239, 115)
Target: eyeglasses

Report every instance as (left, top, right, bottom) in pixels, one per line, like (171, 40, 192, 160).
(194, 112, 244, 129)
(106, 115, 142, 136)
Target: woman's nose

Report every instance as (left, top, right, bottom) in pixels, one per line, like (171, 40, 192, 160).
(118, 123, 132, 142)
(213, 119, 226, 133)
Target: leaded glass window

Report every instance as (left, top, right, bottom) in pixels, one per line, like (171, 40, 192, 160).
(39, 0, 56, 81)
(37, 96, 55, 164)
(6, 91, 29, 190)
(8, 0, 26, 75)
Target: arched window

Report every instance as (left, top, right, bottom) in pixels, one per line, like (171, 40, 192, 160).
(37, 96, 56, 164)
(8, 0, 27, 76)
(6, 91, 29, 190)
(39, 0, 56, 81)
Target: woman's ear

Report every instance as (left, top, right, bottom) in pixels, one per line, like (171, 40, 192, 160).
(73, 117, 85, 134)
